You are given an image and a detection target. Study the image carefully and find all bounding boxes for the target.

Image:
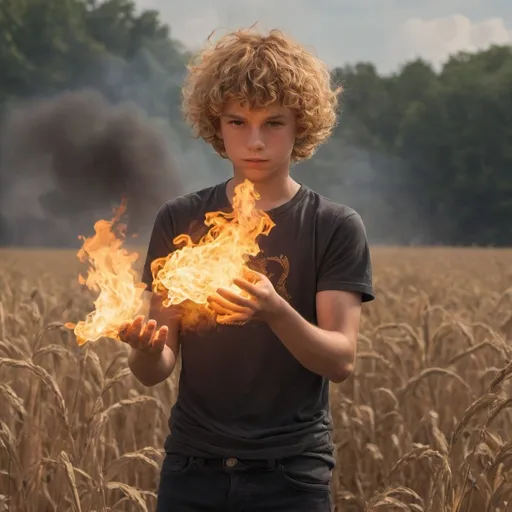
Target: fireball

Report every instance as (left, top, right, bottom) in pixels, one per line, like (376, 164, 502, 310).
(66, 179, 274, 344)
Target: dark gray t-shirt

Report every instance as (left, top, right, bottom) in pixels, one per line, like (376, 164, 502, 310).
(141, 179, 374, 460)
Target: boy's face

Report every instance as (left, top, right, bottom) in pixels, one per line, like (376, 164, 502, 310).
(219, 99, 296, 181)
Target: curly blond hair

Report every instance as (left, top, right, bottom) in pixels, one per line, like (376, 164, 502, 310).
(181, 27, 341, 162)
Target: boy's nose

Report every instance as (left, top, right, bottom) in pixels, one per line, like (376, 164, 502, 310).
(247, 130, 265, 151)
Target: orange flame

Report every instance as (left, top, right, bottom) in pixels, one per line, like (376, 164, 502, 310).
(150, 179, 275, 324)
(65, 199, 146, 345)
(66, 179, 274, 344)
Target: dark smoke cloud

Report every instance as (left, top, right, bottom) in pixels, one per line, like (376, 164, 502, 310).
(0, 89, 182, 247)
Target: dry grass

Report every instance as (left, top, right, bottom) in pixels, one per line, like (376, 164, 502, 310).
(1, 246, 512, 511)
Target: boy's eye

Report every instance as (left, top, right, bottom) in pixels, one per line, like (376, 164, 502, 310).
(226, 120, 283, 127)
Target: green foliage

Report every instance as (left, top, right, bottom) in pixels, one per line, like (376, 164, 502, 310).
(0, 0, 188, 113)
(316, 46, 512, 245)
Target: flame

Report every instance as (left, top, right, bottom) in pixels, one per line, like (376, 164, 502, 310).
(66, 179, 274, 345)
(65, 199, 146, 345)
(150, 179, 275, 324)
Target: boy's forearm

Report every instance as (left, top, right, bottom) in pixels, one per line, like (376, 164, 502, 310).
(126, 290, 180, 387)
(266, 298, 356, 383)
(128, 344, 177, 387)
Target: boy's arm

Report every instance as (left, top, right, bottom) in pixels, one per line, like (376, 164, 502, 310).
(265, 289, 362, 383)
(127, 202, 180, 387)
(268, 210, 373, 382)
(212, 278, 363, 383)
(127, 291, 181, 387)
(210, 210, 374, 383)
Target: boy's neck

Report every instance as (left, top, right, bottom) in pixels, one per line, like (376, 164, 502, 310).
(226, 173, 301, 211)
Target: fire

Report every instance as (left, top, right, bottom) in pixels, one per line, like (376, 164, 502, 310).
(65, 199, 146, 345)
(150, 179, 275, 323)
(66, 179, 274, 344)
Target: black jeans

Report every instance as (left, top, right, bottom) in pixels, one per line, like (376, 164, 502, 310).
(155, 452, 333, 511)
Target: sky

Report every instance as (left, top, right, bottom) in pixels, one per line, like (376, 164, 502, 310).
(134, 0, 512, 74)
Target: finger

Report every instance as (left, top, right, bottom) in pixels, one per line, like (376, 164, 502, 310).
(232, 277, 262, 298)
(132, 314, 145, 325)
(149, 326, 168, 352)
(208, 292, 253, 314)
(207, 299, 235, 317)
(126, 315, 144, 339)
(216, 288, 257, 309)
(208, 296, 255, 320)
(154, 325, 169, 345)
(140, 319, 157, 345)
(217, 312, 252, 324)
(119, 317, 142, 345)
(241, 267, 264, 283)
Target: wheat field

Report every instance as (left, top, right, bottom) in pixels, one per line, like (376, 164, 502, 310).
(1, 246, 512, 512)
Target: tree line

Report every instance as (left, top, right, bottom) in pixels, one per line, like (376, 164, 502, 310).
(1, 0, 510, 246)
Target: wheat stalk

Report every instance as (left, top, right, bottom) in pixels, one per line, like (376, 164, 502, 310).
(2, 247, 512, 511)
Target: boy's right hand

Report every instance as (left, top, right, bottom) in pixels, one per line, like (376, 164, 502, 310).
(119, 315, 168, 355)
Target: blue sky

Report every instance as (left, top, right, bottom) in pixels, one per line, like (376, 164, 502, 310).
(134, 0, 512, 74)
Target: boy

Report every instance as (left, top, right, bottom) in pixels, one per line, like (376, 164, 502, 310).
(120, 27, 374, 512)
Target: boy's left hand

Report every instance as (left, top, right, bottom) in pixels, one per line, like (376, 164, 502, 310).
(207, 269, 284, 324)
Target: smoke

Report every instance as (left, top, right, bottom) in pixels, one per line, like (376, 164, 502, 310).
(293, 141, 432, 246)
(0, 87, 430, 248)
(0, 89, 182, 247)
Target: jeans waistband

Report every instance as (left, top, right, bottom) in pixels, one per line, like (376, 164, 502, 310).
(195, 456, 277, 471)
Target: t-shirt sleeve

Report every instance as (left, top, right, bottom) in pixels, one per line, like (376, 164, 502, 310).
(316, 211, 375, 302)
(140, 203, 176, 292)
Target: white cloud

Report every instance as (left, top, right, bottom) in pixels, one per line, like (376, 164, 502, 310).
(388, 14, 512, 70)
